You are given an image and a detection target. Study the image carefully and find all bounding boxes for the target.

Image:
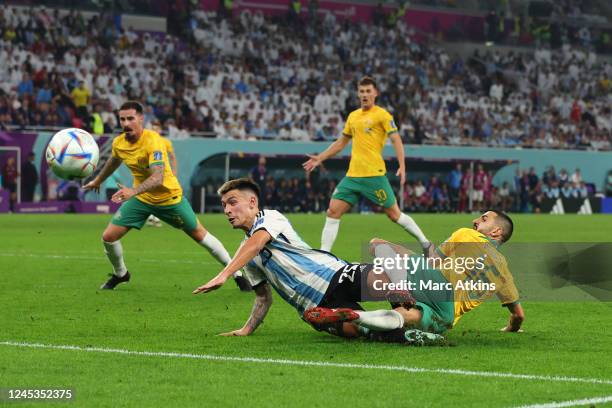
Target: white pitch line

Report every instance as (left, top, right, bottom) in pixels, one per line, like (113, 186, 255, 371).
(1, 341, 612, 386)
(512, 395, 612, 408)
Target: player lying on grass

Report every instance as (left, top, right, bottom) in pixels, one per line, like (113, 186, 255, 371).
(305, 210, 525, 342)
(193, 178, 412, 338)
(83, 101, 250, 291)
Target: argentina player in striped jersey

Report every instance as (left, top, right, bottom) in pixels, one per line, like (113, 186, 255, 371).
(193, 178, 409, 338)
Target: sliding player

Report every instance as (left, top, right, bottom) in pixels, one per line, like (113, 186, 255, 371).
(305, 211, 525, 342)
(193, 178, 409, 337)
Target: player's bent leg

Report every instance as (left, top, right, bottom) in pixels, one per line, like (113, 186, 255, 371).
(326, 198, 353, 219)
(187, 223, 231, 265)
(304, 307, 360, 324)
(102, 223, 130, 243)
(101, 223, 131, 289)
(366, 307, 446, 345)
(394, 306, 423, 328)
(305, 307, 405, 333)
(100, 197, 153, 289)
(155, 198, 232, 268)
(383, 203, 402, 222)
(321, 199, 352, 251)
(322, 176, 360, 251)
(383, 203, 430, 251)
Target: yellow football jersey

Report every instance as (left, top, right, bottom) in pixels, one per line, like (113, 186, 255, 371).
(111, 129, 182, 206)
(435, 228, 520, 325)
(161, 137, 174, 155)
(342, 105, 398, 177)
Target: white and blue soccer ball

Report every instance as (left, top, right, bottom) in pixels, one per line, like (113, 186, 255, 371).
(45, 128, 100, 180)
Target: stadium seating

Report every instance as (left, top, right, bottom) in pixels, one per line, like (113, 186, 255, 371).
(0, 3, 610, 151)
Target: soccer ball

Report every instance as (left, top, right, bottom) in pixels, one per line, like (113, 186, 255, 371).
(46, 128, 100, 180)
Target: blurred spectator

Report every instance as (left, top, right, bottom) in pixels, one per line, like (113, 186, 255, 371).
(570, 168, 582, 184)
(249, 156, 268, 205)
(447, 163, 462, 212)
(20, 152, 38, 202)
(473, 164, 486, 211)
(90, 104, 105, 135)
(2, 156, 19, 211)
(71, 80, 90, 121)
(498, 181, 512, 212)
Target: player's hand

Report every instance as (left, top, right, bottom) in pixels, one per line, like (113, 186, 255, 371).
(500, 326, 524, 333)
(193, 274, 228, 294)
(219, 328, 251, 336)
(111, 183, 136, 203)
(396, 166, 406, 186)
(82, 178, 101, 193)
(302, 154, 321, 172)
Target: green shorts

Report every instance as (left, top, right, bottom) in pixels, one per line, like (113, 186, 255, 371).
(111, 197, 199, 232)
(332, 176, 396, 208)
(405, 261, 455, 334)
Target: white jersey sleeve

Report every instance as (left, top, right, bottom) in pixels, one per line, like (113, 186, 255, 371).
(249, 210, 291, 240)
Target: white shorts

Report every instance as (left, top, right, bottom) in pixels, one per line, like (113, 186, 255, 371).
(471, 190, 484, 202)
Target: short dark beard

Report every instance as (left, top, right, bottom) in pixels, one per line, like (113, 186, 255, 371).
(125, 129, 141, 143)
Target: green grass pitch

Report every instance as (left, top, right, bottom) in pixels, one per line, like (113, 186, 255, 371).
(1, 213, 611, 407)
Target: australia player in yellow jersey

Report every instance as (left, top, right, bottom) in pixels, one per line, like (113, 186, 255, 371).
(83, 101, 250, 291)
(305, 210, 525, 344)
(303, 76, 429, 253)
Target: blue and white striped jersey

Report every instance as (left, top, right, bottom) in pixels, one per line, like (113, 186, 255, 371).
(242, 210, 347, 315)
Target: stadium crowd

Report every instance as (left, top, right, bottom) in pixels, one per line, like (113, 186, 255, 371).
(0, 3, 610, 150)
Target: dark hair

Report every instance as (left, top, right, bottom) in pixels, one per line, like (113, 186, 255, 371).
(119, 101, 144, 114)
(358, 76, 378, 89)
(489, 209, 514, 243)
(217, 178, 261, 201)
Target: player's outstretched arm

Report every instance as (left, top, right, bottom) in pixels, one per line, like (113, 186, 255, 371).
(501, 303, 525, 332)
(82, 156, 122, 192)
(220, 282, 273, 336)
(389, 132, 406, 185)
(193, 230, 272, 294)
(111, 165, 164, 203)
(302, 134, 351, 172)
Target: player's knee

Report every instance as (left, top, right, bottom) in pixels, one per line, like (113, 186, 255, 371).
(385, 209, 401, 222)
(102, 231, 118, 242)
(189, 225, 206, 241)
(325, 207, 336, 218)
(326, 207, 342, 219)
